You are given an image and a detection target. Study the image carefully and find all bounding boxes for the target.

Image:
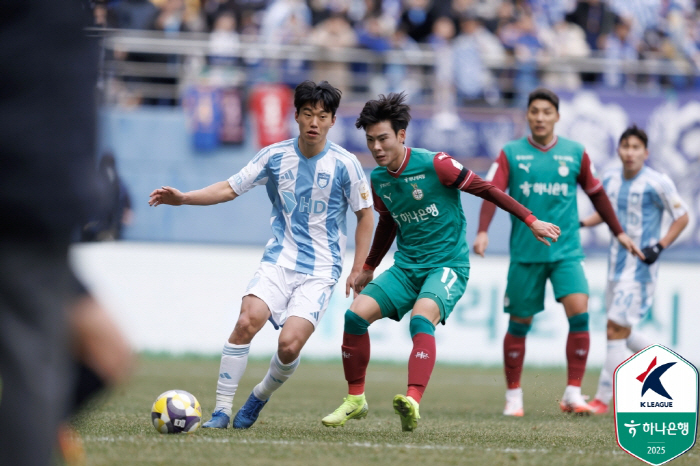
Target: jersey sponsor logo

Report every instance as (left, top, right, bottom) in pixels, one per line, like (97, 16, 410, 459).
(518, 162, 531, 173)
(558, 162, 570, 177)
(519, 181, 569, 197)
(316, 171, 331, 189)
(553, 155, 575, 163)
(280, 192, 327, 214)
(280, 169, 295, 181)
(404, 174, 426, 182)
(516, 155, 534, 160)
(392, 204, 439, 225)
(411, 183, 423, 200)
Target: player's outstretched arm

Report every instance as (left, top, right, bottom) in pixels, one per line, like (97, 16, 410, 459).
(148, 181, 237, 207)
(528, 220, 561, 246)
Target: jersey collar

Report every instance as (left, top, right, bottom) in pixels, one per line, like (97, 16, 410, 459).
(294, 136, 331, 162)
(387, 147, 411, 178)
(527, 135, 558, 152)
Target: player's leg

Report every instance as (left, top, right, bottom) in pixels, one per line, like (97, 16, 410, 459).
(321, 295, 383, 427)
(552, 259, 592, 414)
(202, 295, 271, 428)
(592, 281, 652, 413)
(393, 266, 468, 431)
(204, 264, 288, 428)
(233, 273, 336, 429)
(323, 266, 414, 427)
(502, 262, 547, 416)
(232, 316, 313, 429)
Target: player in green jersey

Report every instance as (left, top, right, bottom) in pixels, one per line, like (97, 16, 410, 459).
(321, 92, 561, 432)
(473, 88, 644, 417)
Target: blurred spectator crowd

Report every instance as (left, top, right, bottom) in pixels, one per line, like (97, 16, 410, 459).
(92, 0, 700, 105)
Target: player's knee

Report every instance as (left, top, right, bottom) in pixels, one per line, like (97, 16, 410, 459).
(568, 312, 589, 333)
(409, 315, 435, 337)
(231, 314, 262, 343)
(507, 320, 531, 337)
(606, 320, 631, 340)
(344, 309, 371, 335)
(277, 338, 302, 363)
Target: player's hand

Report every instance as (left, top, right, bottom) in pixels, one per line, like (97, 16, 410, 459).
(617, 232, 646, 261)
(529, 220, 561, 246)
(640, 243, 663, 265)
(149, 186, 185, 206)
(472, 231, 489, 257)
(348, 269, 374, 298)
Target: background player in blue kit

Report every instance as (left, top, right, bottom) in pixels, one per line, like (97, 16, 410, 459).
(580, 125, 689, 414)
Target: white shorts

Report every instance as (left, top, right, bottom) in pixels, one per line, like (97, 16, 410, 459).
(245, 262, 337, 330)
(604, 280, 655, 327)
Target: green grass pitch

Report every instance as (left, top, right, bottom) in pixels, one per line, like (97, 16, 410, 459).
(73, 355, 697, 466)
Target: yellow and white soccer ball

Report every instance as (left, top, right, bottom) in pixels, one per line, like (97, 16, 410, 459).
(151, 389, 202, 434)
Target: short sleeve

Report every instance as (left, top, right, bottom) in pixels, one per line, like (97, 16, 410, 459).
(341, 158, 373, 212)
(227, 148, 271, 196)
(657, 174, 688, 220)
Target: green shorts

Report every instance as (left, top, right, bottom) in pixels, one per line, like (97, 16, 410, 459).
(361, 265, 469, 324)
(504, 259, 588, 318)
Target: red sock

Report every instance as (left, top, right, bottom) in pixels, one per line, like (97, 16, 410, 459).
(342, 332, 370, 395)
(406, 333, 436, 403)
(566, 331, 589, 387)
(503, 333, 526, 389)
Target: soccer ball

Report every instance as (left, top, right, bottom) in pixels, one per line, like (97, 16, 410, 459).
(151, 389, 202, 434)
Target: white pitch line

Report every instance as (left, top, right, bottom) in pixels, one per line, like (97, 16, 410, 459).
(82, 435, 673, 456)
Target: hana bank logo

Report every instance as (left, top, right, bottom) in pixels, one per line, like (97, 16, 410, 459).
(637, 357, 676, 402)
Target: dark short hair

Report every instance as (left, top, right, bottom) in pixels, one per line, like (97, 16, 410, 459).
(619, 124, 648, 148)
(294, 80, 342, 116)
(527, 88, 559, 111)
(355, 92, 411, 134)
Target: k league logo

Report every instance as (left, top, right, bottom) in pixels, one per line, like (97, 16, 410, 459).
(614, 345, 698, 466)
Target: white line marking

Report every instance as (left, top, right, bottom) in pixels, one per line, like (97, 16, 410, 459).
(81, 435, 696, 457)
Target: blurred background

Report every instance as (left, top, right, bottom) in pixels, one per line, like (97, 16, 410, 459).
(75, 0, 700, 367)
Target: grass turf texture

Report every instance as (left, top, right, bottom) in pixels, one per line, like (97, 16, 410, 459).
(73, 355, 697, 466)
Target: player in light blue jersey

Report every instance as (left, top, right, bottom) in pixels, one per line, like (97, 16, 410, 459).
(149, 81, 374, 428)
(580, 125, 688, 414)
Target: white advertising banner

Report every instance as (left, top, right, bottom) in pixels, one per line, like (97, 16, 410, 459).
(71, 243, 700, 367)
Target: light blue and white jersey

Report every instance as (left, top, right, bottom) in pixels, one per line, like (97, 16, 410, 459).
(228, 137, 372, 280)
(603, 166, 687, 283)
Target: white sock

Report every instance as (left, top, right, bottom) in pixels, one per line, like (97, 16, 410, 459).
(594, 339, 627, 404)
(505, 387, 523, 403)
(627, 329, 652, 353)
(253, 352, 300, 400)
(563, 385, 582, 400)
(214, 342, 250, 416)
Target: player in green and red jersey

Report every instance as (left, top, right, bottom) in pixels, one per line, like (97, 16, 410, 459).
(321, 92, 561, 432)
(473, 88, 644, 416)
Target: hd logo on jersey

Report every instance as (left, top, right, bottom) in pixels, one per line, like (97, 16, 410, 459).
(614, 345, 698, 466)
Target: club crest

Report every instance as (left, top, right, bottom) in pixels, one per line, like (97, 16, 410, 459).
(411, 183, 423, 200)
(317, 171, 331, 189)
(558, 161, 569, 177)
